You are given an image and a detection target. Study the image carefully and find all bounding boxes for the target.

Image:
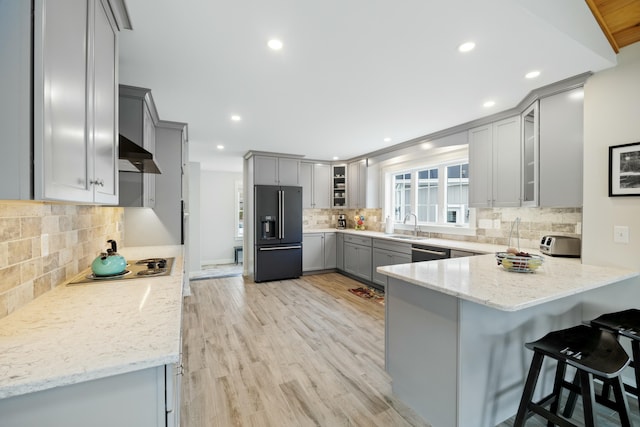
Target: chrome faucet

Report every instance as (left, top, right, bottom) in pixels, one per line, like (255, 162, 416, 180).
(403, 213, 418, 236)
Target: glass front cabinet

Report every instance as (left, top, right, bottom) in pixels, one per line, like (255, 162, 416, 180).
(521, 101, 539, 206)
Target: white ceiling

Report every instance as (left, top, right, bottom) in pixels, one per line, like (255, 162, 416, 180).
(118, 0, 616, 172)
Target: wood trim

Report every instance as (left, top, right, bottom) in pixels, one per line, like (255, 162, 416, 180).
(585, 0, 620, 53)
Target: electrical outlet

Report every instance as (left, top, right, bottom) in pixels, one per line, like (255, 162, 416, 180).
(613, 226, 629, 244)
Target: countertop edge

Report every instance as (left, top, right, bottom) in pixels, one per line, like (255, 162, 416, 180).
(304, 228, 525, 254)
(0, 245, 185, 400)
(0, 352, 180, 400)
(378, 259, 640, 312)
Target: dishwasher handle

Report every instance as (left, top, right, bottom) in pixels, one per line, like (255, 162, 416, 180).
(411, 247, 448, 257)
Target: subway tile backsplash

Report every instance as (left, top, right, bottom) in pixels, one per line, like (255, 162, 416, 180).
(0, 202, 123, 319)
(304, 207, 582, 250)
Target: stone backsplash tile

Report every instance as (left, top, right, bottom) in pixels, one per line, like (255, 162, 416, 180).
(0, 202, 123, 319)
(304, 206, 582, 251)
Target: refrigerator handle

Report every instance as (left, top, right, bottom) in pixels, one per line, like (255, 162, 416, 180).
(281, 191, 285, 239)
(278, 190, 283, 239)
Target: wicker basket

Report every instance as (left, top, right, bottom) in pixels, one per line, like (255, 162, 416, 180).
(495, 252, 544, 273)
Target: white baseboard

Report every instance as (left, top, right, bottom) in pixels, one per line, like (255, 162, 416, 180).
(201, 258, 235, 266)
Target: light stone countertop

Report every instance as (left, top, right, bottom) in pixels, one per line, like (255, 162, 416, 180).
(0, 245, 184, 400)
(378, 254, 639, 312)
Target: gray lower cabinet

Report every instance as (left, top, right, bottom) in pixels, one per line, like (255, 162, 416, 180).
(324, 233, 337, 269)
(303, 232, 337, 272)
(336, 233, 344, 270)
(343, 235, 372, 281)
(303, 233, 325, 271)
(372, 239, 411, 287)
(0, 364, 181, 427)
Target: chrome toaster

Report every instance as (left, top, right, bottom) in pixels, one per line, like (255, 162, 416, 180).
(539, 235, 581, 257)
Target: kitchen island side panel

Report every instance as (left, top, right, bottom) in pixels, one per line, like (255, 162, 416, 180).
(386, 277, 459, 427)
(386, 276, 585, 427)
(457, 296, 582, 427)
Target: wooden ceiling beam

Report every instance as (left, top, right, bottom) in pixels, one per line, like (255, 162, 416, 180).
(586, 0, 621, 53)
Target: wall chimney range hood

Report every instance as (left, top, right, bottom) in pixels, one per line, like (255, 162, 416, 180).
(118, 134, 162, 174)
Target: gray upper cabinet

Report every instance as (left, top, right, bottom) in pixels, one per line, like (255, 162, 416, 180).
(348, 160, 371, 209)
(254, 155, 300, 186)
(0, 0, 121, 204)
(539, 88, 584, 207)
(301, 162, 331, 209)
(119, 85, 159, 207)
(521, 101, 539, 207)
(0, 1, 33, 199)
(469, 116, 521, 208)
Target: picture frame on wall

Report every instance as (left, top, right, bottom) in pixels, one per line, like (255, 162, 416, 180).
(609, 142, 640, 196)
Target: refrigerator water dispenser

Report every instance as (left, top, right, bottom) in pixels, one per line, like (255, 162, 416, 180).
(261, 215, 277, 239)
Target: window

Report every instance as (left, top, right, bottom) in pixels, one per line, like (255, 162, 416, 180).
(393, 173, 411, 222)
(387, 161, 469, 227)
(417, 168, 438, 223)
(446, 163, 469, 225)
(235, 181, 243, 239)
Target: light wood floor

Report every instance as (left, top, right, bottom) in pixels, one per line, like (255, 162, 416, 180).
(181, 273, 430, 427)
(181, 273, 640, 427)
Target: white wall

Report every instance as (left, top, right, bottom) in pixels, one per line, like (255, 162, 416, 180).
(583, 42, 640, 271)
(188, 162, 201, 272)
(200, 170, 243, 265)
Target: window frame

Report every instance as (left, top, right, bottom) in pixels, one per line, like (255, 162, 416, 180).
(383, 148, 475, 234)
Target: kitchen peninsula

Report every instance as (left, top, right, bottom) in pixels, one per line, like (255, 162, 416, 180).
(0, 246, 184, 427)
(377, 255, 639, 427)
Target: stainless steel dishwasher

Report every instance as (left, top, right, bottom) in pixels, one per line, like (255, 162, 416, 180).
(411, 244, 450, 262)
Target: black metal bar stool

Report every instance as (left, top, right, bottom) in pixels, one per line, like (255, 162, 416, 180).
(570, 309, 640, 413)
(514, 324, 632, 427)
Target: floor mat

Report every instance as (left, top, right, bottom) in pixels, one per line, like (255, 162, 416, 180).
(348, 287, 385, 305)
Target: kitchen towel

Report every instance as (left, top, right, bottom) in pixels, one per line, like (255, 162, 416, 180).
(385, 216, 394, 234)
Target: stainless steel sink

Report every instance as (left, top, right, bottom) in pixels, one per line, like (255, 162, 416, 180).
(390, 235, 428, 241)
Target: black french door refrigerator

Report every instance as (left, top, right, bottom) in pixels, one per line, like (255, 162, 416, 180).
(254, 185, 303, 282)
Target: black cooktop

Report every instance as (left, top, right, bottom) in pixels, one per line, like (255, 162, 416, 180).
(69, 257, 175, 285)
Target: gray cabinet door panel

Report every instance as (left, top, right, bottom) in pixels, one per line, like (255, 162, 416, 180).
(468, 125, 492, 208)
(0, 1, 32, 199)
(35, 0, 92, 202)
(0, 367, 165, 427)
(254, 156, 279, 185)
(336, 233, 344, 270)
(313, 163, 331, 208)
(324, 232, 337, 269)
(303, 233, 324, 271)
(278, 157, 300, 185)
(92, 0, 118, 204)
(300, 162, 313, 208)
(539, 89, 584, 207)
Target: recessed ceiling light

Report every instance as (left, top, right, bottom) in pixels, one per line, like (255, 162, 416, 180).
(458, 42, 476, 53)
(216, 144, 224, 150)
(268, 39, 283, 50)
(525, 70, 541, 79)
(332, 156, 339, 160)
(231, 115, 241, 121)
(384, 137, 391, 142)
(483, 100, 496, 108)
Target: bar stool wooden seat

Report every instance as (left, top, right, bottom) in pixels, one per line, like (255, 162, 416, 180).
(587, 309, 640, 411)
(514, 324, 632, 427)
